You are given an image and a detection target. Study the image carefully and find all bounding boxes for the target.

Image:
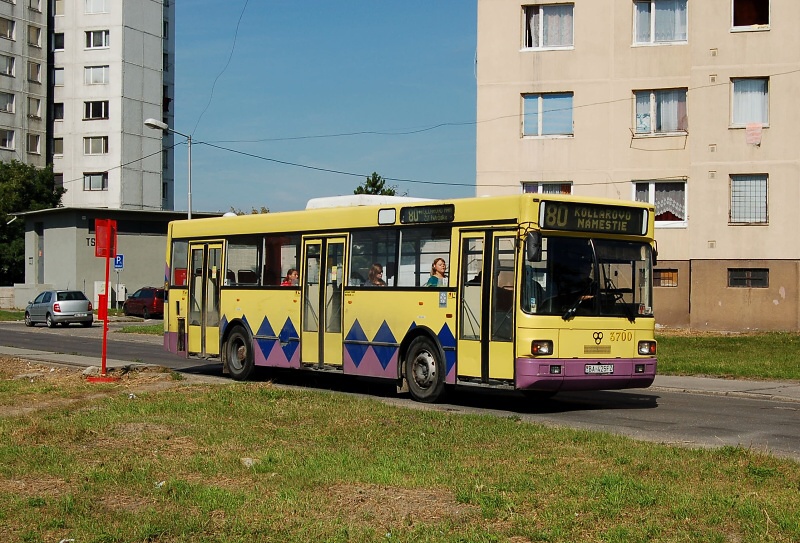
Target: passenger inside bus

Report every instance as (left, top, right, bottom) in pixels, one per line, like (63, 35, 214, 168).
(425, 258, 447, 287)
(367, 263, 386, 286)
(548, 245, 596, 314)
(281, 268, 299, 286)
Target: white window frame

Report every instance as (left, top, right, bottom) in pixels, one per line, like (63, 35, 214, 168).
(83, 135, 108, 155)
(522, 181, 573, 194)
(53, 67, 64, 86)
(731, 77, 768, 127)
(54, 0, 64, 15)
(53, 32, 64, 51)
(634, 180, 687, 228)
(53, 102, 64, 120)
(27, 61, 41, 83)
(29, 0, 41, 12)
(0, 129, 14, 149)
(27, 25, 41, 47)
(634, 88, 688, 135)
(0, 91, 14, 113)
(522, 92, 574, 137)
(1, 17, 15, 40)
(27, 96, 40, 118)
(83, 172, 108, 191)
(729, 174, 767, 224)
(84, 100, 109, 119)
(633, 0, 688, 45)
(0, 54, 14, 76)
(522, 4, 574, 50)
(53, 137, 63, 156)
(85, 29, 109, 49)
(84, 0, 108, 14)
(26, 133, 40, 154)
(84, 65, 109, 85)
(732, 0, 770, 30)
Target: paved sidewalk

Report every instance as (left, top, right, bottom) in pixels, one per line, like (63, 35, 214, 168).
(2, 345, 799, 403)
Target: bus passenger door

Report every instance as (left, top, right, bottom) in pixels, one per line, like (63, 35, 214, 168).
(301, 237, 346, 367)
(457, 231, 516, 382)
(187, 242, 223, 358)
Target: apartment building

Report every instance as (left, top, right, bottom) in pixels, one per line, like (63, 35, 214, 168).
(476, 0, 800, 330)
(0, 0, 48, 167)
(52, 0, 174, 211)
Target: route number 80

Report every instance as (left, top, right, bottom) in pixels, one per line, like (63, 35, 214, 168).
(544, 204, 568, 228)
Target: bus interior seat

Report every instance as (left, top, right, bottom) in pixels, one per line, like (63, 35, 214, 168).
(263, 268, 279, 286)
(237, 269, 259, 284)
(226, 270, 236, 285)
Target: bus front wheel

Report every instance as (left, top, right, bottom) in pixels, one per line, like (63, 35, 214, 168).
(405, 336, 445, 403)
(226, 327, 255, 381)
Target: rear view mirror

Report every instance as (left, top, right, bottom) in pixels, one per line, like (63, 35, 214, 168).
(525, 232, 542, 262)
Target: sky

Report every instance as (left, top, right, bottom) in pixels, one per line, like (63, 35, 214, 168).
(173, 1, 478, 213)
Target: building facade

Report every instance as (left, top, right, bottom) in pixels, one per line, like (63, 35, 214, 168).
(0, 0, 48, 167)
(476, 0, 800, 330)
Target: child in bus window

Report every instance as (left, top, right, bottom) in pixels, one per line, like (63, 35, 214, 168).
(425, 258, 447, 287)
(367, 263, 386, 286)
(281, 268, 299, 286)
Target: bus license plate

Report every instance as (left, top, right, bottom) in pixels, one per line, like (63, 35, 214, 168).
(585, 364, 613, 375)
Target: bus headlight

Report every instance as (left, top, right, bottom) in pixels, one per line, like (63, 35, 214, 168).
(638, 340, 656, 356)
(531, 340, 553, 356)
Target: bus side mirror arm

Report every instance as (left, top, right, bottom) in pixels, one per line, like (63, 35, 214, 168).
(526, 232, 542, 262)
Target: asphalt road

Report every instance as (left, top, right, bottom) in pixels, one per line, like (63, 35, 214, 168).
(1, 320, 799, 461)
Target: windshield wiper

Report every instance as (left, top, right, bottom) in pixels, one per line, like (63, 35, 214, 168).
(561, 281, 594, 321)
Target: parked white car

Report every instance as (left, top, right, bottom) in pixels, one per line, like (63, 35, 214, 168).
(24, 290, 94, 328)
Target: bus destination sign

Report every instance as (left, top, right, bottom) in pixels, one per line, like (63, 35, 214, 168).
(539, 201, 646, 235)
(400, 204, 455, 224)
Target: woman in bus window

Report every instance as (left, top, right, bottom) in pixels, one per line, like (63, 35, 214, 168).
(281, 268, 299, 286)
(367, 263, 386, 286)
(425, 258, 447, 287)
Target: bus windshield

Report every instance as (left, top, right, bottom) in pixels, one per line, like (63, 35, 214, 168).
(523, 236, 653, 320)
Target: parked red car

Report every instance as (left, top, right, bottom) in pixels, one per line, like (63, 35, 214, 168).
(122, 287, 164, 319)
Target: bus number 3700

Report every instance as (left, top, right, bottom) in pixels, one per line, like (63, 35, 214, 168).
(609, 331, 633, 342)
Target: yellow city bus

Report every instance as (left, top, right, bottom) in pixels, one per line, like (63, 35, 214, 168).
(163, 194, 657, 402)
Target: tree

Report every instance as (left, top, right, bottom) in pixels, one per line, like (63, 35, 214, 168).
(0, 161, 65, 285)
(354, 172, 397, 196)
(229, 206, 270, 215)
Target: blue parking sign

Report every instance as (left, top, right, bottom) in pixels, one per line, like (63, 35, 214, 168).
(114, 254, 124, 269)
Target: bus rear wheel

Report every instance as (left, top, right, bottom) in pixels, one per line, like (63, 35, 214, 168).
(226, 327, 255, 381)
(405, 336, 445, 403)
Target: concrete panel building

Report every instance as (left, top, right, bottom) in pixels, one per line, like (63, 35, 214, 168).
(476, 0, 800, 330)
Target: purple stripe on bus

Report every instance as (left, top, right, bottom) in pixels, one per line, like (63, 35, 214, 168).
(515, 357, 656, 391)
(344, 347, 398, 378)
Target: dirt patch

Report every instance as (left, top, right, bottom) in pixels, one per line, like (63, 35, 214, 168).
(325, 483, 479, 528)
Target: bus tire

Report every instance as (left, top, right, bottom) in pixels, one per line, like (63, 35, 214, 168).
(226, 326, 255, 381)
(405, 336, 445, 403)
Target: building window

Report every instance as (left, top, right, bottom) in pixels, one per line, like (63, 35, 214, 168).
(634, 0, 687, 44)
(53, 32, 64, 51)
(84, 100, 109, 119)
(732, 78, 768, 126)
(162, 182, 168, 199)
(635, 181, 686, 224)
(635, 89, 688, 134)
(83, 172, 108, 191)
(163, 53, 168, 71)
(27, 96, 40, 118)
(27, 61, 41, 82)
(53, 67, 64, 86)
(27, 25, 41, 47)
(0, 91, 14, 113)
(654, 269, 678, 287)
(84, 65, 109, 85)
(85, 29, 109, 48)
(29, 0, 41, 11)
(523, 92, 573, 136)
(53, 102, 64, 120)
(730, 174, 767, 224)
(53, 137, 63, 156)
(733, 0, 769, 28)
(26, 133, 40, 154)
(523, 4, 574, 49)
(84, 0, 108, 13)
(0, 129, 13, 149)
(83, 136, 108, 155)
(163, 20, 168, 38)
(0, 18, 14, 40)
(162, 150, 169, 168)
(0, 54, 14, 76)
(523, 182, 572, 194)
(54, 173, 63, 187)
(728, 268, 768, 288)
(54, 0, 64, 15)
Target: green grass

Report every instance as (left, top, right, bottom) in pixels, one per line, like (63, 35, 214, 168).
(0, 380, 798, 542)
(0, 310, 23, 321)
(116, 323, 164, 335)
(657, 332, 800, 381)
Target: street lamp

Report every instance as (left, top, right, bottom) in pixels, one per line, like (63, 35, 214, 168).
(144, 118, 192, 219)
